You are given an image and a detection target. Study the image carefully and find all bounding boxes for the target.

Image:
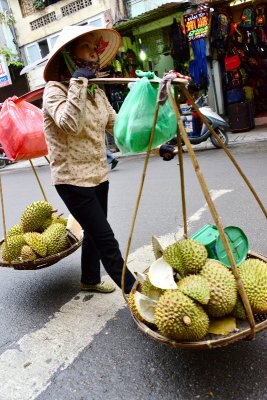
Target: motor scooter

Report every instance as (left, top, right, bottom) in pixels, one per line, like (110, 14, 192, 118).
(170, 95, 229, 149)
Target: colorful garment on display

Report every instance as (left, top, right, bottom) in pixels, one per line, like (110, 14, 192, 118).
(189, 39, 209, 90)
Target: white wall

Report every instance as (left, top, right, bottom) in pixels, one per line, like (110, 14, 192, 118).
(131, 0, 187, 18)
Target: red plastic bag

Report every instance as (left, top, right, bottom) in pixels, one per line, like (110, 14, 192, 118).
(0, 96, 48, 161)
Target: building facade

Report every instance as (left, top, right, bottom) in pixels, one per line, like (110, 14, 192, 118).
(8, 0, 126, 90)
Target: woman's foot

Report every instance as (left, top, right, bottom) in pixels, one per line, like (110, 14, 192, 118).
(80, 281, 116, 293)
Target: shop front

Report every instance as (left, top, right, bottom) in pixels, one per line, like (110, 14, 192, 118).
(112, 1, 267, 133)
(208, 0, 267, 131)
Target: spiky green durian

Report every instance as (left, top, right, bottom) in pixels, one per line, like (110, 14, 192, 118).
(52, 217, 68, 226)
(238, 259, 267, 313)
(163, 242, 183, 273)
(39, 218, 53, 232)
(177, 275, 210, 305)
(21, 245, 38, 261)
(20, 201, 54, 232)
(141, 276, 165, 301)
(42, 223, 68, 255)
(178, 239, 208, 275)
(201, 260, 237, 317)
(7, 224, 24, 238)
(231, 296, 247, 320)
(155, 290, 209, 341)
(24, 232, 47, 257)
(1, 235, 26, 261)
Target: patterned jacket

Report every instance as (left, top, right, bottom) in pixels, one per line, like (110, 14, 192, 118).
(43, 78, 116, 187)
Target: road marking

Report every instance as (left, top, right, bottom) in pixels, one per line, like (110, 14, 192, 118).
(0, 189, 232, 400)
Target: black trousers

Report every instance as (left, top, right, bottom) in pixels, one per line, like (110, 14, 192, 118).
(55, 181, 135, 293)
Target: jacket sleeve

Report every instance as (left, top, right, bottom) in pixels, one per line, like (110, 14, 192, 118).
(43, 79, 88, 135)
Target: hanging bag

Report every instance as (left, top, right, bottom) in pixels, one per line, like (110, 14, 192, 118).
(224, 51, 241, 71)
(114, 75, 177, 155)
(0, 96, 48, 161)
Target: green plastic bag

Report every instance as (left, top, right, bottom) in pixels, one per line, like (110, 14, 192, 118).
(114, 77, 177, 155)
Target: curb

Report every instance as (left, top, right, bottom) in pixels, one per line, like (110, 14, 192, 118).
(2, 136, 267, 172)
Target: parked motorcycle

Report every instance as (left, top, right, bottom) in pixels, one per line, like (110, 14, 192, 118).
(169, 95, 229, 149)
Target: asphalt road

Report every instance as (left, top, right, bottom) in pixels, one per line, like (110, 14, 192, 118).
(0, 141, 266, 400)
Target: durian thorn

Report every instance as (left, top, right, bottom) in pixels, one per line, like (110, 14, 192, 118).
(183, 315, 192, 326)
(52, 209, 58, 214)
(53, 212, 64, 219)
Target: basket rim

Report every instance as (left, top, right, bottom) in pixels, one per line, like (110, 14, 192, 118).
(0, 230, 83, 270)
(131, 250, 267, 349)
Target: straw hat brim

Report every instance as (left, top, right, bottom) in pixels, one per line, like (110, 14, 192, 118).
(43, 25, 122, 82)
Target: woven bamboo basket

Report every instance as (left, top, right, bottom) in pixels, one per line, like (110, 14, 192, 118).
(130, 251, 267, 350)
(0, 158, 83, 270)
(112, 77, 267, 349)
(0, 229, 82, 270)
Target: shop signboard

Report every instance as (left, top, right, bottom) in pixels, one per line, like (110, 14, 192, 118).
(0, 55, 12, 88)
(184, 10, 210, 41)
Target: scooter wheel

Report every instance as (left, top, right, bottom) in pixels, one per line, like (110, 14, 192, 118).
(211, 128, 228, 149)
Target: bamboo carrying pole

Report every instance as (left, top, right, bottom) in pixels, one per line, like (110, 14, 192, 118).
(166, 83, 256, 337)
(29, 159, 48, 202)
(176, 127, 188, 239)
(121, 102, 160, 301)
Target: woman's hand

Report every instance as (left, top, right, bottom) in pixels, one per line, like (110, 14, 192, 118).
(159, 144, 176, 161)
(72, 67, 96, 79)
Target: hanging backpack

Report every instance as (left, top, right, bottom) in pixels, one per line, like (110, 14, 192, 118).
(255, 3, 266, 26)
(210, 11, 230, 59)
(240, 6, 256, 29)
(169, 18, 190, 63)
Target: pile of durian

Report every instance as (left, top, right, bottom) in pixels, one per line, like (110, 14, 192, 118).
(1, 200, 70, 263)
(128, 238, 267, 342)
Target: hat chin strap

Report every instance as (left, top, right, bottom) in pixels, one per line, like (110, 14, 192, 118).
(62, 47, 99, 96)
(62, 47, 100, 75)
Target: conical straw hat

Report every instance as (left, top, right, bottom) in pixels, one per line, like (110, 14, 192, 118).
(43, 24, 122, 82)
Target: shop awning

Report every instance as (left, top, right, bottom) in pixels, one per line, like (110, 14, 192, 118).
(113, 1, 193, 34)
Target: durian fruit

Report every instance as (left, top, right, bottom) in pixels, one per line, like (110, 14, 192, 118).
(52, 217, 68, 226)
(39, 217, 53, 232)
(231, 296, 247, 320)
(178, 239, 208, 275)
(141, 275, 165, 301)
(201, 260, 237, 317)
(177, 275, 210, 305)
(163, 241, 183, 274)
(238, 259, 267, 313)
(1, 235, 26, 261)
(42, 223, 69, 256)
(128, 290, 157, 325)
(20, 201, 54, 232)
(7, 224, 24, 238)
(148, 257, 177, 290)
(154, 290, 209, 341)
(21, 245, 38, 261)
(24, 232, 47, 257)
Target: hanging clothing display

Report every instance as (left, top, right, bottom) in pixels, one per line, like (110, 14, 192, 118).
(189, 39, 209, 91)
